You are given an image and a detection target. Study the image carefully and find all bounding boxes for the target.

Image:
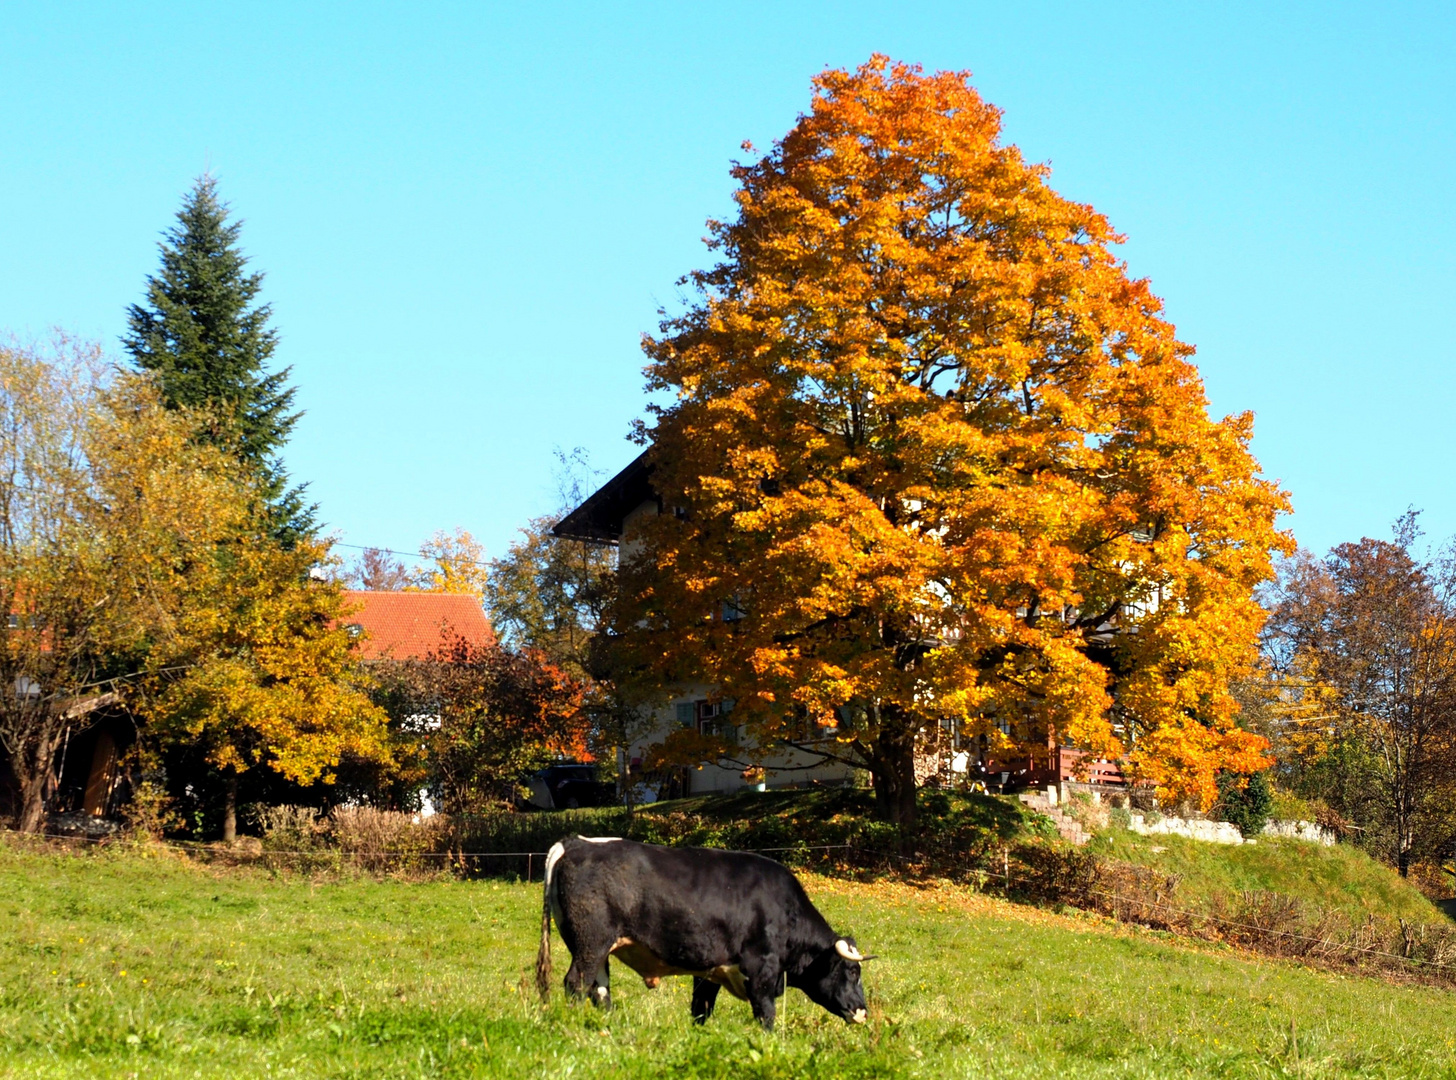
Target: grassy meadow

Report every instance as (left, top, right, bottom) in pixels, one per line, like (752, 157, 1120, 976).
(1093, 828, 1447, 925)
(3, 840, 1456, 1078)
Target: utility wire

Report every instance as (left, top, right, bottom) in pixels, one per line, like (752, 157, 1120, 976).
(331, 541, 497, 572)
(331, 529, 593, 577)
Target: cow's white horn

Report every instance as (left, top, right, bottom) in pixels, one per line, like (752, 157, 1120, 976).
(835, 939, 865, 962)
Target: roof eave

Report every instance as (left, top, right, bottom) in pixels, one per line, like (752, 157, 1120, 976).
(551, 449, 655, 545)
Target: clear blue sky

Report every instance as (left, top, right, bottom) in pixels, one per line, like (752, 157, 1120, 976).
(2, 2, 1452, 565)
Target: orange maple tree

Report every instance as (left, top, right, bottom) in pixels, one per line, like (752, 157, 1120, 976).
(609, 57, 1290, 822)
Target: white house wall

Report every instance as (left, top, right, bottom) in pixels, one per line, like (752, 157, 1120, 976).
(619, 499, 659, 563)
(632, 688, 856, 796)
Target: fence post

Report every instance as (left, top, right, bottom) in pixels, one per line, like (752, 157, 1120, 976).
(527, 853, 533, 884)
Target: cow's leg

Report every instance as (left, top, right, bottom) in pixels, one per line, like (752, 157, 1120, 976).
(589, 954, 613, 1010)
(690, 977, 721, 1024)
(564, 954, 592, 999)
(567, 949, 613, 1008)
(744, 960, 783, 1032)
(561, 921, 615, 1008)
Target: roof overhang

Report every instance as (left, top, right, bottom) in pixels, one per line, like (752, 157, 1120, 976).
(552, 450, 655, 544)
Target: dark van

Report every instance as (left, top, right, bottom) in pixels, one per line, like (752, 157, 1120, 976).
(525, 762, 616, 810)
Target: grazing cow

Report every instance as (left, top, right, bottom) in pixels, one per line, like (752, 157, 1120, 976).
(535, 835, 872, 1031)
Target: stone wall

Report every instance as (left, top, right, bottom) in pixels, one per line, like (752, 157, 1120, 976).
(1128, 812, 1246, 845)
(1260, 819, 1337, 845)
(1127, 812, 1337, 847)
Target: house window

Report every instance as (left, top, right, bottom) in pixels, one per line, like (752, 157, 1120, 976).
(695, 699, 737, 744)
(345, 623, 364, 639)
(675, 702, 695, 727)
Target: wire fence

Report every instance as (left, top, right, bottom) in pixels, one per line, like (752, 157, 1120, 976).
(185, 842, 860, 881)
(14, 829, 859, 883)
(12, 827, 1456, 982)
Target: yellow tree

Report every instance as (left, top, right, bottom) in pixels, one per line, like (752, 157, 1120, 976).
(411, 528, 489, 602)
(146, 535, 391, 842)
(609, 57, 1290, 824)
(0, 339, 251, 831)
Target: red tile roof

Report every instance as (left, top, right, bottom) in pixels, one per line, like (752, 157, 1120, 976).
(341, 591, 495, 660)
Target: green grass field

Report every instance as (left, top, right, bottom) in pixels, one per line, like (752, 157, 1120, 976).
(3, 841, 1456, 1078)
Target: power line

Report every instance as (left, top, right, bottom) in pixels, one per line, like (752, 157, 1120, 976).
(332, 541, 495, 572)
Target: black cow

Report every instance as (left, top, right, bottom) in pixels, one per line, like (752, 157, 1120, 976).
(535, 835, 873, 1030)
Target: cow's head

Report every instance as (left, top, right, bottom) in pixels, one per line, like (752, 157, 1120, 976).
(797, 937, 872, 1024)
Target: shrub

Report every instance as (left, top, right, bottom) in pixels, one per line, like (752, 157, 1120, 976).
(327, 807, 448, 874)
(1270, 788, 1316, 823)
(1109, 805, 1132, 830)
(122, 780, 179, 839)
(256, 805, 322, 851)
(1218, 770, 1274, 838)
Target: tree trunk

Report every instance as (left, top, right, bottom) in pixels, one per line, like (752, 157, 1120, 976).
(1396, 797, 1413, 877)
(618, 746, 634, 824)
(10, 719, 59, 833)
(869, 718, 918, 828)
(222, 773, 238, 844)
(16, 769, 47, 833)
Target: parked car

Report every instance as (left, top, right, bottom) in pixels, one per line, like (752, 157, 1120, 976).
(525, 762, 616, 810)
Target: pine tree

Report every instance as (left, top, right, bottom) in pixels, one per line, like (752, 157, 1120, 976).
(125, 175, 314, 542)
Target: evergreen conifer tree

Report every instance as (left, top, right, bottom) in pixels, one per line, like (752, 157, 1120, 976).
(125, 175, 314, 542)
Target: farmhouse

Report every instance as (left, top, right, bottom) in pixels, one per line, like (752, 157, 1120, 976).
(554, 452, 852, 796)
(556, 453, 1127, 798)
(339, 589, 497, 818)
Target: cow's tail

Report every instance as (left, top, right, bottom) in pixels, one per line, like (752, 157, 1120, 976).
(536, 840, 565, 1002)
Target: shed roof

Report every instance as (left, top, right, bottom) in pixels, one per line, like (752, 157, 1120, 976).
(341, 591, 494, 660)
